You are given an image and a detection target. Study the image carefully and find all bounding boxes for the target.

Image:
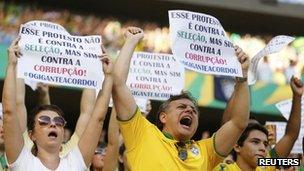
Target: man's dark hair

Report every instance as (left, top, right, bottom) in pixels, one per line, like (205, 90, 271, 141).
(156, 91, 198, 130)
(232, 123, 269, 161)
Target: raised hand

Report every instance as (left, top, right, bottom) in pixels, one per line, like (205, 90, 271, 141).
(290, 76, 304, 97)
(8, 37, 22, 65)
(100, 45, 113, 76)
(234, 45, 249, 78)
(37, 82, 49, 93)
(124, 27, 144, 42)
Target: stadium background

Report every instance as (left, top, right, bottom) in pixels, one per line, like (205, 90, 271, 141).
(0, 0, 304, 140)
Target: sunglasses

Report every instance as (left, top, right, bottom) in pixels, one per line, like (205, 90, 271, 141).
(38, 115, 66, 127)
(95, 147, 106, 155)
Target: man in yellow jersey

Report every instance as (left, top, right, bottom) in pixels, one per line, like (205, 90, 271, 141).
(221, 76, 303, 159)
(112, 26, 250, 171)
(213, 123, 270, 171)
(214, 76, 303, 171)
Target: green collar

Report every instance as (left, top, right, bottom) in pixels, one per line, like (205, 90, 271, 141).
(0, 154, 7, 169)
(162, 131, 191, 144)
(163, 131, 174, 140)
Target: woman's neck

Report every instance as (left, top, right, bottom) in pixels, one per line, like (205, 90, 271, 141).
(37, 146, 61, 170)
(92, 167, 102, 171)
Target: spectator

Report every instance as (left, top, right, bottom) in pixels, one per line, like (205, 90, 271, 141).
(91, 143, 107, 171)
(257, 56, 273, 83)
(213, 123, 269, 171)
(112, 27, 250, 170)
(218, 76, 303, 170)
(90, 107, 119, 171)
(3, 38, 113, 170)
(16, 79, 98, 157)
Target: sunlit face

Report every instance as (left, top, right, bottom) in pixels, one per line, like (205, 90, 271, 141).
(160, 99, 199, 141)
(235, 130, 268, 168)
(0, 119, 3, 145)
(30, 110, 65, 150)
(92, 147, 107, 169)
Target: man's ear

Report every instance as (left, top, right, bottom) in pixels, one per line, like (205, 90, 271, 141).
(159, 112, 167, 125)
(234, 144, 241, 153)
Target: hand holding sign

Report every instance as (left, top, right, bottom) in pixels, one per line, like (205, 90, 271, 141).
(248, 35, 295, 85)
(234, 45, 249, 79)
(100, 55, 113, 76)
(169, 10, 242, 77)
(18, 20, 103, 89)
(8, 37, 22, 65)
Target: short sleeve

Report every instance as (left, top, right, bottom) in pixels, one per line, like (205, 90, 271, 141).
(197, 134, 224, 169)
(9, 146, 32, 169)
(66, 146, 88, 170)
(118, 106, 152, 151)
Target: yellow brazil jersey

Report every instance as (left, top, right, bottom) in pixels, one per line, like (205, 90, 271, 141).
(118, 107, 224, 171)
(213, 150, 277, 171)
(23, 130, 79, 157)
(256, 149, 277, 171)
(212, 162, 274, 171)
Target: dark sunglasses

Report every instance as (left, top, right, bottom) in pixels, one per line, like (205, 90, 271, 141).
(94, 147, 106, 155)
(176, 142, 187, 161)
(38, 115, 66, 127)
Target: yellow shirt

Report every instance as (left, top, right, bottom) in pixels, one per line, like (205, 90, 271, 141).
(212, 162, 273, 171)
(213, 150, 277, 171)
(22, 131, 79, 157)
(119, 107, 223, 171)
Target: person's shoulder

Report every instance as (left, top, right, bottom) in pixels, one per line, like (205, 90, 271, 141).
(212, 162, 239, 171)
(117, 106, 142, 123)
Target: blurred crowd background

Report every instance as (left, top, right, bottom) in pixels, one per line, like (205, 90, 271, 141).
(1, 2, 304, 85)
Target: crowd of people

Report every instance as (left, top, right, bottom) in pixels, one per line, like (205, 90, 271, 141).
(0, 27, 302, 171)
(0, 1, 303, 171)
(1, 2, 304, 85)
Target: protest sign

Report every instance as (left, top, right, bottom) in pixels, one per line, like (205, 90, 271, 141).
(275, 97, 304, 142)
(276, 97, 304, 120)
(24, 79, 38, 90)
(169, 10, 242, 77)
(17, 20, 103, 89)
(274, 97, 304, 154)
(248, 35, 295, 85)
(126, 52, 184, 100)
(136, 98, 149, 113)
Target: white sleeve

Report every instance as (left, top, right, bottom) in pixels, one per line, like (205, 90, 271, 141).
(66, 146, 88, 171)
(9, 146, 33, 169)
